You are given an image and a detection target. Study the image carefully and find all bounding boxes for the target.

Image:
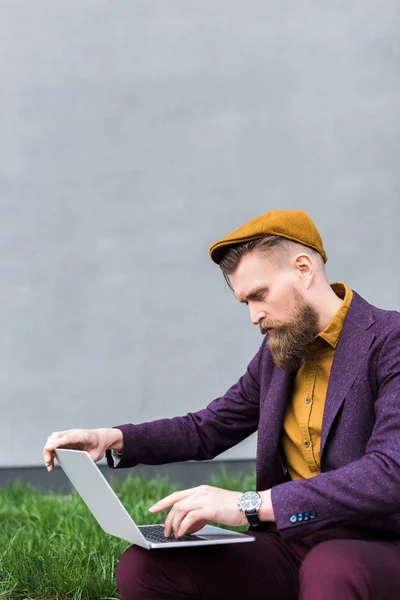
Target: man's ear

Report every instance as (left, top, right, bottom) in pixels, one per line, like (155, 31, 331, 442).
(292, 253, 314, 286)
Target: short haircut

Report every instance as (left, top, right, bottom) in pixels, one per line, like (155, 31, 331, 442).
(219, 234, 324, 290)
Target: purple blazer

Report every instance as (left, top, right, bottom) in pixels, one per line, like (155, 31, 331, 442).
(108, 291, 400, 541)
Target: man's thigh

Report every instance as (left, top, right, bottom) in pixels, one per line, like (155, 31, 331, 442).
(299, 538, 400, 600)
(116, 530, 301, 600)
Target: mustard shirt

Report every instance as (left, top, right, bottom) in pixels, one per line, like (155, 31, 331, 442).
(281, 282, 353, 480)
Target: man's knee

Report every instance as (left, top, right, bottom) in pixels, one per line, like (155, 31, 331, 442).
(299, 540, 372, 598)
(116, 545, 199, 600)
(116, 545, 152, 600)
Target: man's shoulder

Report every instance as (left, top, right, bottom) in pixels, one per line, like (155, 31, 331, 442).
(351, 290, 400, 337)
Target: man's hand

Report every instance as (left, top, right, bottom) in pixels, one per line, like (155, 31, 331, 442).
(43, 428, 123, 472)
(148, 485, 247, 538)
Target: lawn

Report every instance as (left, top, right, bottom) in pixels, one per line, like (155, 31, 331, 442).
(0, 470, 256, 600)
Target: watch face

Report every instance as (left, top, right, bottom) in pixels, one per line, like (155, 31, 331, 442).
(240, 491, 260, 511)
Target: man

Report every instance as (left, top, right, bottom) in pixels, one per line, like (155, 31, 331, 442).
(44, 210, 400, 599)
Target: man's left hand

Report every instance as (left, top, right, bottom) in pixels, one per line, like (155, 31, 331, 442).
(148, 485, 247, 538)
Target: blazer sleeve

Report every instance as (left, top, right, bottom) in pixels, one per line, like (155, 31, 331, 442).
(271, 326, 400, 541)
(106, 340, 265, 469)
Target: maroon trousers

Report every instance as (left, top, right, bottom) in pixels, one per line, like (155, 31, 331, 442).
(116, 525, 400, 600)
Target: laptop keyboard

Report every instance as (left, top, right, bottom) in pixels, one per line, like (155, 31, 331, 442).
(139, 525, 205, 544)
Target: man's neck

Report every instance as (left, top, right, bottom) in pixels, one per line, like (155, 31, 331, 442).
(315, 284, 344, 333)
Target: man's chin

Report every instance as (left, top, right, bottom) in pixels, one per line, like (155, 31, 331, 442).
(269, 352, 303, 372)
(267, 339, 303, 372)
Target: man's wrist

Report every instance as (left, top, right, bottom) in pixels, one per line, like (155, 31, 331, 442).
(258, 489, 275, 522)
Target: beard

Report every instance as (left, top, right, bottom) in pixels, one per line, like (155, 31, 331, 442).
(260, 288, 319, 372)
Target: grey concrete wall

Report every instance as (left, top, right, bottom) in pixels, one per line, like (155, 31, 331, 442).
(0, 1, 399, 468)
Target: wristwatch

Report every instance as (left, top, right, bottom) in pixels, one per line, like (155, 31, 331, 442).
(237, 491, 262, 526)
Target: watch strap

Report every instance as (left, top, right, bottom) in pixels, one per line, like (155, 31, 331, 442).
(245, 508, 261, 526)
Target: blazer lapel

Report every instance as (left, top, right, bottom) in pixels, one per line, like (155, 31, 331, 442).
(257, 366, 294, 486)
(267, 367, 294, 444)
(320, 293, 375, 459)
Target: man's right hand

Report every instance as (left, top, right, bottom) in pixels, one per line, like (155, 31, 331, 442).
(43, 427, 123, 472)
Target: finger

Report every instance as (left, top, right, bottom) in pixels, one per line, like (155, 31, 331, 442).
(43, 431, 86, 471)
(177, 510, 209, 538)
(164, 497, 202, 538)
(148, 490, 191, 513)
(43, 432, 68, 471)
(148, 487, 198, 513)
(185, 518, 209, 535)
(43, 450, 54, 472)
(43, 431, 71, 452)
(44, 434, 71, 456)
(170, 497, 205, 538)
(44, 431, 86, 453)
(164, 506, 176, 538)
(171, 506, 187, 538)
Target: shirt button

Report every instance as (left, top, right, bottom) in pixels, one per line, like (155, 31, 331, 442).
(305, 397, 311, 404)
(309, 357, 315, 363)
(304, 440, 310, 448)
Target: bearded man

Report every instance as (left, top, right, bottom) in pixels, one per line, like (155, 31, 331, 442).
(43, 210, 400, 599)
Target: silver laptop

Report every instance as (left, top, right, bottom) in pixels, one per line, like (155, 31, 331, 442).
(55, 449, 255, 550)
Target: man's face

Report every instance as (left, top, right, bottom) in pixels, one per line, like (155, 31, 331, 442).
(230, 252, 319, 371)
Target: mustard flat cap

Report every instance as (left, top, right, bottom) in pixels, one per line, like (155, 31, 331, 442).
(209, 210, 328, 264)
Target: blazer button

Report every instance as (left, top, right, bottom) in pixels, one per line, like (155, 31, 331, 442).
(297, 513, 303, 521)
(309, 510, 317, 519)
(290, 515, 297, 523)
(303, 512, 309, 520)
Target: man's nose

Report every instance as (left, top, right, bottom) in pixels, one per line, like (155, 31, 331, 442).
(249, 306, 266, 325)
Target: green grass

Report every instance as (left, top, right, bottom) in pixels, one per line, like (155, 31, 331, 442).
(0, 470, 255, 600)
